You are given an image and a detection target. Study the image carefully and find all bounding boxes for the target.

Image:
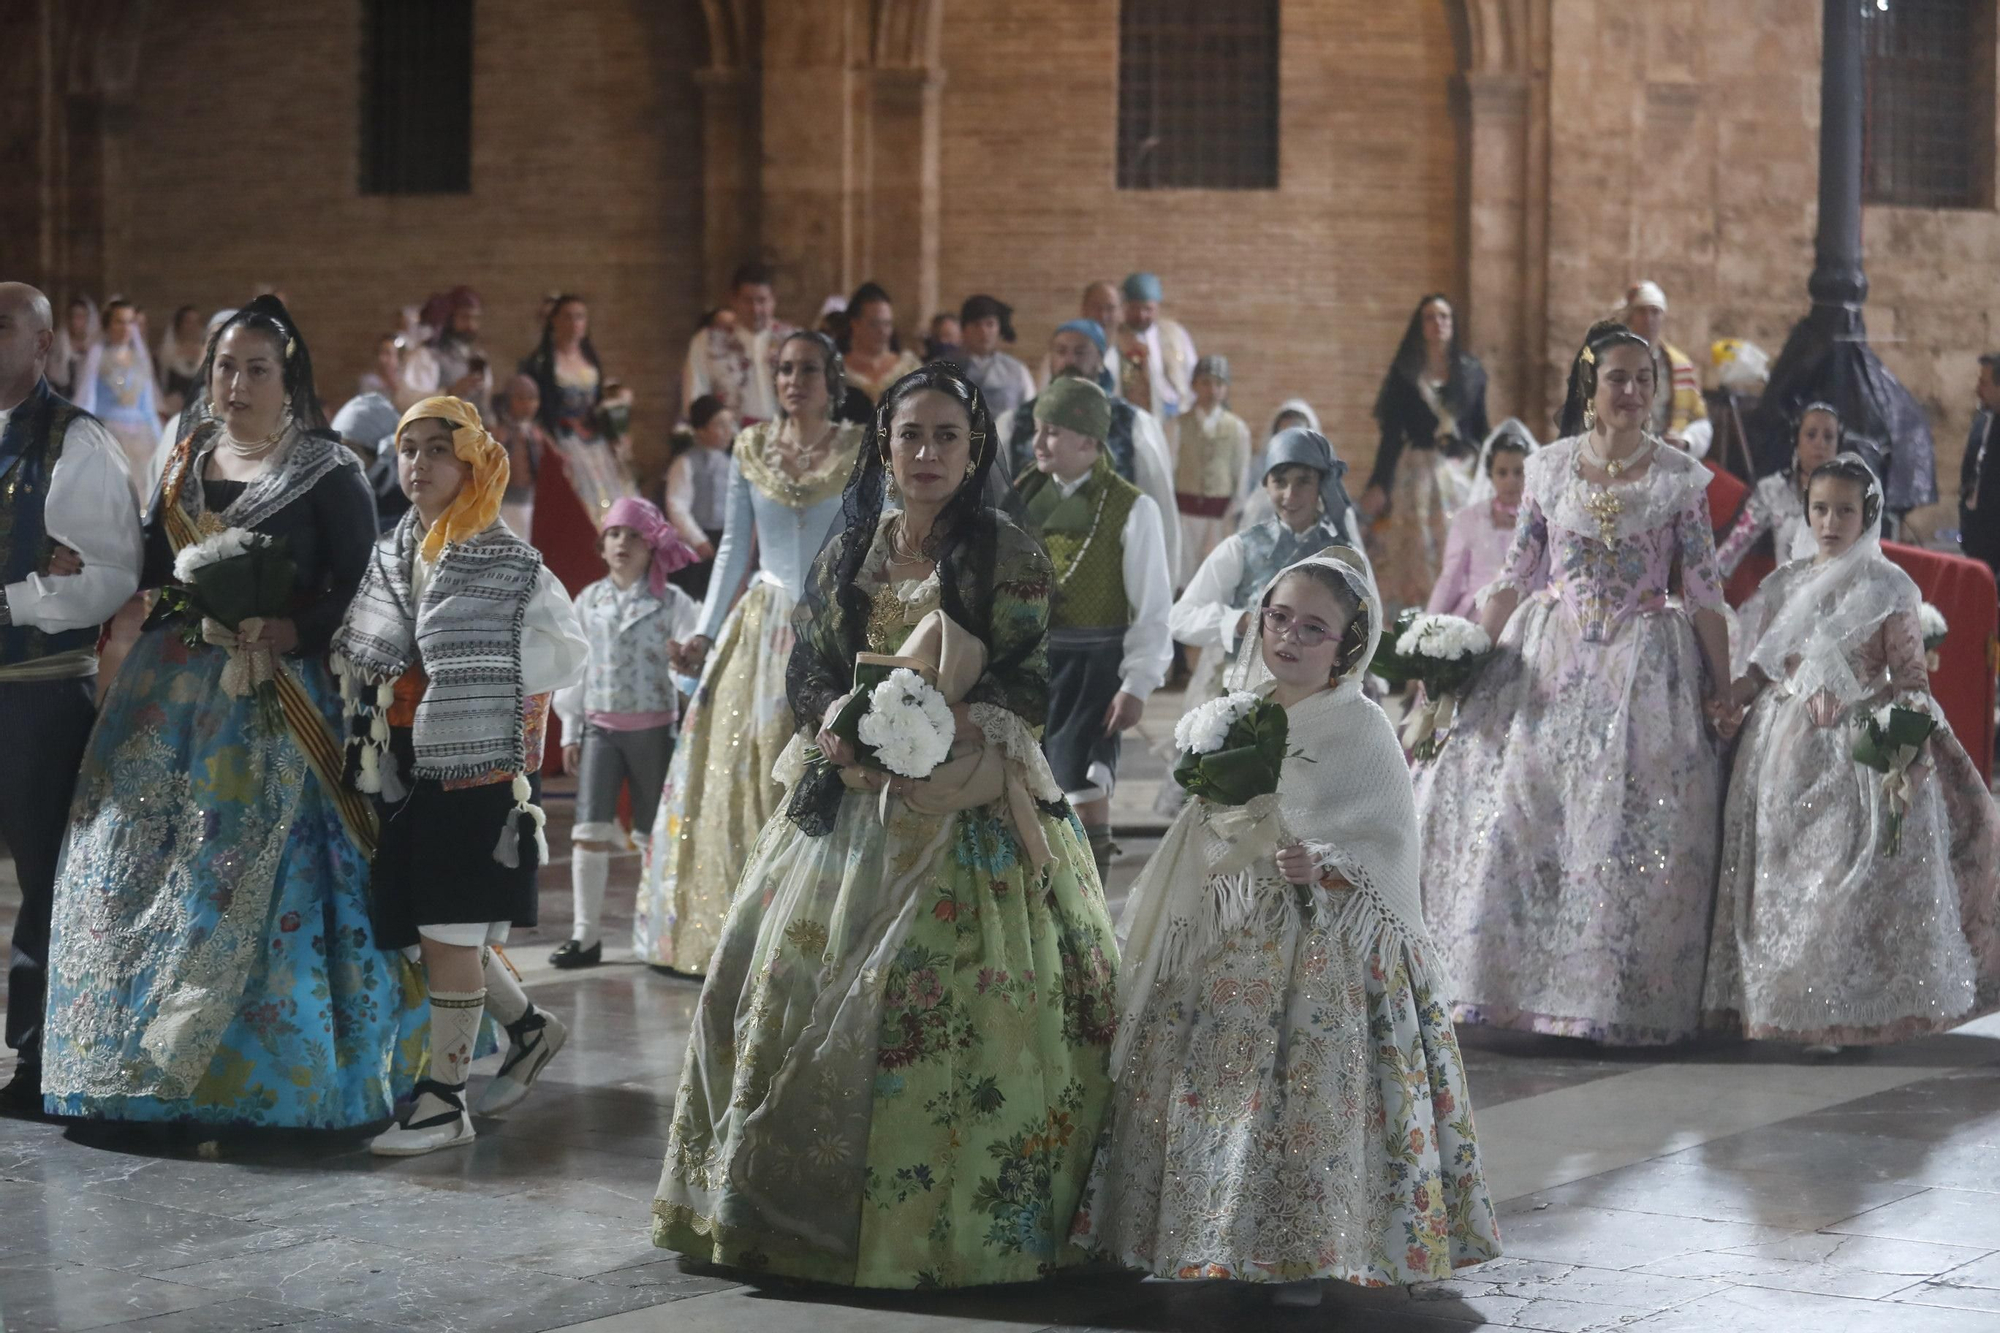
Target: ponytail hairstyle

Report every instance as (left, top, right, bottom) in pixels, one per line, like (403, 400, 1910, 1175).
(1556, 320, 1650, 438)
(1806, 453, 1883, 533)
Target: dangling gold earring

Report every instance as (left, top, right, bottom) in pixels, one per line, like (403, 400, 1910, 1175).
(1583, 403, 1597, 431)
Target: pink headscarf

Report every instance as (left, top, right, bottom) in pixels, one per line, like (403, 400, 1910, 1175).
(603, 496, 698, 595)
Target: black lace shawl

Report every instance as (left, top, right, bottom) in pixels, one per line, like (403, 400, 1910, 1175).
(784, 363, 1052, 836)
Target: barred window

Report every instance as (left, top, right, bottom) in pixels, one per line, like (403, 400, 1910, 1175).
(1862, 0, 1995, 209)
(360, 0, 474, 195)
(1117, 1, 1280, 191)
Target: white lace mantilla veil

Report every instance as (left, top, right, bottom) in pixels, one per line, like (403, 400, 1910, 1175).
(1462, 417, 1541, 509)
(1112, 547, 1443, 1067)
(1743, 454, 1918, 710)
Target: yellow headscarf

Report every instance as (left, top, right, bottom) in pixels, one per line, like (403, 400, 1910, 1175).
(395, 396, 510, 561)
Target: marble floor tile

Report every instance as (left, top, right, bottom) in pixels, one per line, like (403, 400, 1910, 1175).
(142, 1236, 671, 1333)
(1503, 1155, 1928, 1231)
(1825, 1186, 2000, 1250)
(1622, 1280, 2000, 1331)
(1471, 1061, 1950, 1202)
(1491, 1201, 1796, 1271)
(81, 1295, 398, 1331)
(0, 1259, 231, 1333)
(274, 1188, 667, 1279)
(1633, 1231, 1990, 1301)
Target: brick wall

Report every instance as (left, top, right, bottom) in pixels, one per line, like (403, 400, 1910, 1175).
(1544, 0, 2000, 505)
(933, 0, 1465, 474)
(106, 0, 706, 442)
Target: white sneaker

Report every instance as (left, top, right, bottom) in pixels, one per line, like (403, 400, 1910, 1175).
(370, 1082, 475, 1157)
(474, 1008, 568, 1117)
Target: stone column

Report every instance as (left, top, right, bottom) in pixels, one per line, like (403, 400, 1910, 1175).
(0, 0, 54, 289)
(1459, 69, 1530, 425)
(865, 66, 944, 328)
(696, 66, 763, 296)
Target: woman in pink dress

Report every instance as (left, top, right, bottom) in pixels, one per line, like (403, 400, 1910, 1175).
(1426, 419, 1539, 618)
(1414, 322, 1736, 1046)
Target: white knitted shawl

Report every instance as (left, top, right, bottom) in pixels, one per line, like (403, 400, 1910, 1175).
(1112, 551, 1443, 1065)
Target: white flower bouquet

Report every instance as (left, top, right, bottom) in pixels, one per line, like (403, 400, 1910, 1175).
(162, 527, 296, 708)
(1918, 602, 1948, 672)
(829, 664, 955, 780)
(1373, 610, 1494, 760)
(1172, 690, 1296, 807)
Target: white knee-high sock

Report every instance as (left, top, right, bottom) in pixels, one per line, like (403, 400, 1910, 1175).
(481, 949, 532, 1027)
(428, 987, 486, 1090)
(570, 847, 611, 947)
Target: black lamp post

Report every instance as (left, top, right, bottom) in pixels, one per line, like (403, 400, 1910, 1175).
(1751, 0, 1938, 521)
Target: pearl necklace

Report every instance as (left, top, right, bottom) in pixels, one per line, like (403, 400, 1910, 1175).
(764, 421, 835, 478)
(1582, 431, 1656, 478)
(220, 422, 289, 459)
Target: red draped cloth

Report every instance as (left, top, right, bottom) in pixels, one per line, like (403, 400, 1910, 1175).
(1704, 461, 1993, 777)
(1882, 542, 1996, 782)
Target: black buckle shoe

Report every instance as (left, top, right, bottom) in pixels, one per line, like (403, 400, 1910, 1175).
(548, 939, 602, 969)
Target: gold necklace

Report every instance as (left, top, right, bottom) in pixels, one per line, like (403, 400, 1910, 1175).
(888, 515, 933, 565)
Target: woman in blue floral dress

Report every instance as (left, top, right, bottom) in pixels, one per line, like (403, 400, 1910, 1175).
(42, 299, 428, 1127)
(652, 364, 1121, 1288)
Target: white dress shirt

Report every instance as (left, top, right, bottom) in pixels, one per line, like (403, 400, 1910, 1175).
(1049, 470, 1174, 700)
(681, 322, 791, 423)
(997, 400, 1182, 575)
(0, 404, 142, 637)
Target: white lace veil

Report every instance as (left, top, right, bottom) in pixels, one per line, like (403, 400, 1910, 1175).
(1227, 545, 1382, 701)
(1744, 453, 1918, 708)
(1463, 417, 1540, 508)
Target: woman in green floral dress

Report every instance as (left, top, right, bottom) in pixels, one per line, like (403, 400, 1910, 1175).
(651, 364, 1121, 1288)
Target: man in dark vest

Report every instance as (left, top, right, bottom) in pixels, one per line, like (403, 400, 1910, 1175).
(992, 319, 1180, 575)
(1014, 376, 1172, 882)
(1959, 351, 2000, 589)
(0, 283, 142, 1114)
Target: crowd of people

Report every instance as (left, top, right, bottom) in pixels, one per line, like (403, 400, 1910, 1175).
(1, 256, 1997, 1306)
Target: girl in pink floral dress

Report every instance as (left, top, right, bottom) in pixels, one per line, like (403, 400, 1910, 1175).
(1414, 322, 1737, 1046)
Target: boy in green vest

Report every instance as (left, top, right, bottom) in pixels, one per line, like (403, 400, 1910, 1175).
(1017, 376, 1172, 881)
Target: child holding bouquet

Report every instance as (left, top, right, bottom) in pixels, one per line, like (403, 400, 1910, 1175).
(333, 396, 589, 1156)
(1704, 455, 2000, 1051)
(1074, 550, 1499, 1304)
(549, 497, 699, 970)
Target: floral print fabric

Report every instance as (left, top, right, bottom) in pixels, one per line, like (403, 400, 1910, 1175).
(1705, 596, 2000, 1043)
(42, 629, 429, 1126)
(1414, 439, 1727, 1044)
(651, 542, 1120, 1289)
(1074, 875, 1500, 1285)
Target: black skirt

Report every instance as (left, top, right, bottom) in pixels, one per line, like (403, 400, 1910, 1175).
(369, 727, 540, 951)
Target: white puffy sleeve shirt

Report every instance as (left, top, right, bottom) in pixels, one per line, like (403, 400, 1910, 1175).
(0, 407, 142, 633)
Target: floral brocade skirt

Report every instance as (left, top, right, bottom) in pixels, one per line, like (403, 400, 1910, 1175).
(651, 789, 1121, 1289)
(1413, 597, 1722, 1045)
(1073, 882, 1500, 1286)
(633, 577, 797, 975)
(1704, 690, 2000, 1045)
(41, 629, 430, 1127)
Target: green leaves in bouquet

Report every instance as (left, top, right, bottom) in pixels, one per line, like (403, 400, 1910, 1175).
(1173, 699, 1293, 807)
(182, 538, 298, 632)
(1851, 705, 1938, 771)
